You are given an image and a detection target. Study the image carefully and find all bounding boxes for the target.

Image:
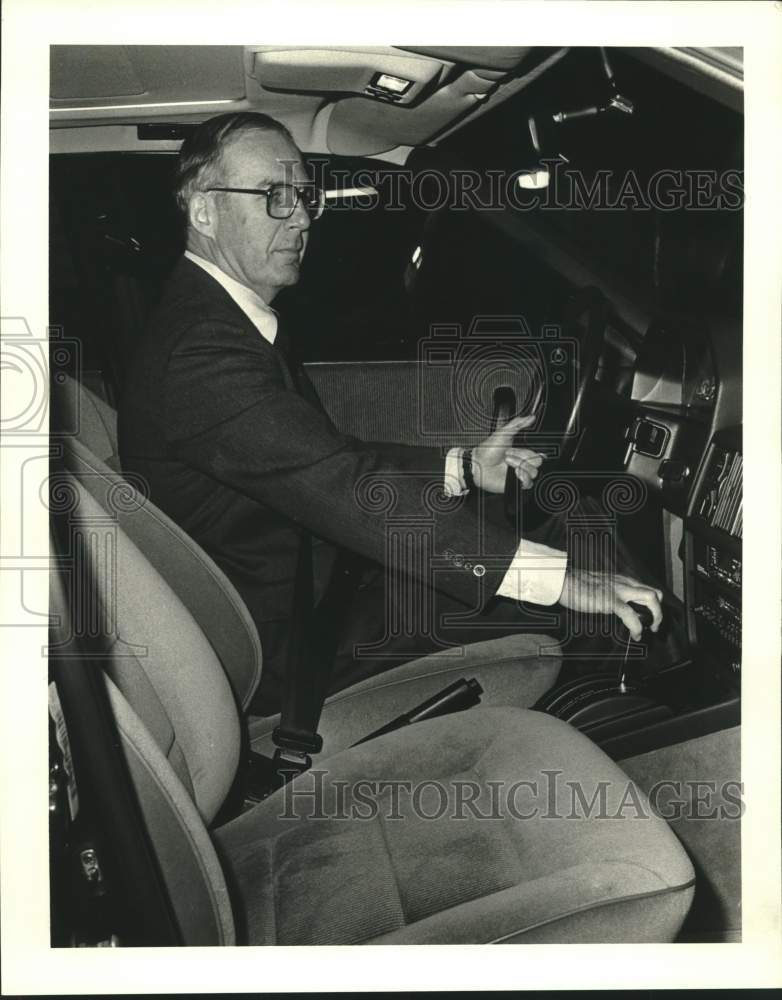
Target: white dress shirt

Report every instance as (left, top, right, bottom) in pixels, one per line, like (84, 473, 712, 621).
(185, 250, 280, 344)
(185, 250, 568, 606)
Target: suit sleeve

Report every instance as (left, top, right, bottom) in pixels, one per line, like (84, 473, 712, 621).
(164, 320, 538, 607)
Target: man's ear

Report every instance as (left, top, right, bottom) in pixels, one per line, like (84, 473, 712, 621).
(188, 192, 216, 239)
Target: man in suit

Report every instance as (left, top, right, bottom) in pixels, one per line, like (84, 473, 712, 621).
(119, 112, 663, 715)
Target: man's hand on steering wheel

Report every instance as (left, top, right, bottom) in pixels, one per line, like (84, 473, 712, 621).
(471, 414, 544, 494)
(558, 568, 664, 641)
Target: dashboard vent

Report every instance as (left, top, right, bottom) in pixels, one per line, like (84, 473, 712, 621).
(696, 446, 742, 538)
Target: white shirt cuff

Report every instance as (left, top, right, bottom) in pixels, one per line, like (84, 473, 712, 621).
(496, 539, 568, 606)
(444, 447, 469, 496)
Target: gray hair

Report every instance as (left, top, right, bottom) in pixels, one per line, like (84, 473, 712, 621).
(173, 111, 296, 221)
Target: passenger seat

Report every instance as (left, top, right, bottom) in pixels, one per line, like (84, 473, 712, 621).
(51, 375, 696, 944)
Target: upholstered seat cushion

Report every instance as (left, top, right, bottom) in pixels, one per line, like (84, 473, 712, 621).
(248, 633, 562, 759)
(215, 707, 695, 945)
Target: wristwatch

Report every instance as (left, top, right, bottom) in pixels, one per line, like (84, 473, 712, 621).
(462, 449, 476, 492)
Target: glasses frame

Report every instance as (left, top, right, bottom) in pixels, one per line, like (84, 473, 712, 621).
(204, 182, 325, 221)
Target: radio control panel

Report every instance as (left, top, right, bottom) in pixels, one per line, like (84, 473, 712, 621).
(696, 545, 742, 589)
(686, 427, 742, 687)
(691, 532, 741, 684)
(694, 594, 741, 649)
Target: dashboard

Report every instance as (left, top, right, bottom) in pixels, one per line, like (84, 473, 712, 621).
(478, 187, 743, 699)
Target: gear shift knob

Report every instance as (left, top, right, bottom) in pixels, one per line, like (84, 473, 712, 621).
(617, 603, 655, 693)
(630, 602, 655, 630)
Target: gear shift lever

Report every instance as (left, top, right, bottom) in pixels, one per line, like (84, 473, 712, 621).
(618, 602, 655, 693)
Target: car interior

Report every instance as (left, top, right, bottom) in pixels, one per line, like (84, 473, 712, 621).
(47, 44, 743, 947)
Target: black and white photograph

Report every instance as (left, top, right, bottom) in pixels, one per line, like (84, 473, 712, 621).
(1, 0, 780, 994)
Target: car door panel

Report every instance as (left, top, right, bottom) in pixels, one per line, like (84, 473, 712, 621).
(305, 359, 540, 447)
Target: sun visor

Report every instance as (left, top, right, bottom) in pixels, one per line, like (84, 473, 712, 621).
(326, 68, 506, 156)
(248, 47, 448, 107)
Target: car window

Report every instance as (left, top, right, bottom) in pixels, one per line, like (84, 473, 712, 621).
(50, 153, 183, 395)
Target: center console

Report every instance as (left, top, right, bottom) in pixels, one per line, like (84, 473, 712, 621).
(537, 422, 742, 759)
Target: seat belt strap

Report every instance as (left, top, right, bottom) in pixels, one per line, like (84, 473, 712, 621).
(270, 322, 359, 772)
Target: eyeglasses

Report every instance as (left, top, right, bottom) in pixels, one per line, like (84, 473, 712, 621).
(205, 182, 325, 221)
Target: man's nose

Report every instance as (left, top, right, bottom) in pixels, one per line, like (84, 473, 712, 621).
(286, 196, 311, 230)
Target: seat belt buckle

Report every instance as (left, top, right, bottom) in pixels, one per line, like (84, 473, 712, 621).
(271, 726, 323, 758)
(240, 729, 322, 804)
(271, 746, 313, 773)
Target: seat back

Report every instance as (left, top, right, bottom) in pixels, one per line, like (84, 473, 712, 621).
(53, 372, 120, 467)
(53, 375, 263, 712)
(57, 471, 240, 943)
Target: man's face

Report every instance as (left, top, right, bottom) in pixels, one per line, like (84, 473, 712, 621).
(205, 129, 311, 303)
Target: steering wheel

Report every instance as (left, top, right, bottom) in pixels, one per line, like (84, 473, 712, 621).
(500, 287, 608, 531)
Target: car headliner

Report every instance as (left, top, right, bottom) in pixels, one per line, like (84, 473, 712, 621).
(49, 45, 742, 161)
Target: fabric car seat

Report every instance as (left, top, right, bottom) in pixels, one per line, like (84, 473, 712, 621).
(52, 376, 696, 945)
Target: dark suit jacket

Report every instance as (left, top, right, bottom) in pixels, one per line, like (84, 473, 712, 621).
(119, 257, 520, 709)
